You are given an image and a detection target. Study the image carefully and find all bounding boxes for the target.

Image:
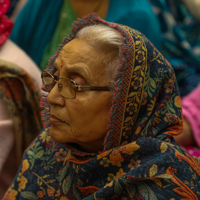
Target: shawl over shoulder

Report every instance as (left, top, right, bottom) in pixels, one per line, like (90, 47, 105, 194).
(4, 13, 200, 200)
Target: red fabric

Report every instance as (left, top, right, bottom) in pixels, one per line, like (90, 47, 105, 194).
(0, 0, 13, 46)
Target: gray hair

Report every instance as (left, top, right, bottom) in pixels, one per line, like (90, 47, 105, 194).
(75, 24, 123, 88)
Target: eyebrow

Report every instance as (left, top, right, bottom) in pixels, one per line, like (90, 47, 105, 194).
(55, 57, 90, 79)
(64, 65, 90, 78)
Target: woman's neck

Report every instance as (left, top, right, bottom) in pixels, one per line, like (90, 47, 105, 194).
(69, 0, 110, 19)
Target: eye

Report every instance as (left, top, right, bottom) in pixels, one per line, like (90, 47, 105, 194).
(72, 75, 86, 85)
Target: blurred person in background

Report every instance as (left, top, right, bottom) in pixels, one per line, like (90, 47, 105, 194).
(9, 0, 161, 71)
(150, 0, 200, 97)
(174, 83, 200, 157)
(6, 0, 27, 21)
(0, 0, 42, 197)
(150, 0, 200, 157)
(180, 0, 200, 21)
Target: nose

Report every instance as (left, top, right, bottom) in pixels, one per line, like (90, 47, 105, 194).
(47, 82, 65, 106)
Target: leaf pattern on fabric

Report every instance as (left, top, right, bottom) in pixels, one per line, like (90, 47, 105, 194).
(138, 182, 158, 200)
(21, 191, 39, 200)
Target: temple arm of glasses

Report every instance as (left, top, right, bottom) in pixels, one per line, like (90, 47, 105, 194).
(75, 85, 113, 91)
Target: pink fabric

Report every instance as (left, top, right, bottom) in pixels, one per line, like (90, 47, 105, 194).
(0, 40, 42, 87)
(184, 146, 200, 158)
(0, 0, 13, 46)
(182, 83, 200, 154)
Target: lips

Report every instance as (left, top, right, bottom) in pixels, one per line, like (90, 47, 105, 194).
(50, 115, 67, 124)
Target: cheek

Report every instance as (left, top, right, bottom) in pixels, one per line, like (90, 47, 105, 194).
(63, 92, 111, 130)
(68, 94, 111, 136)
(68, 93, 111, 120)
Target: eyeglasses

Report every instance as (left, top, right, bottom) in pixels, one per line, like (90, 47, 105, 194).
(41, 71, 113, 99)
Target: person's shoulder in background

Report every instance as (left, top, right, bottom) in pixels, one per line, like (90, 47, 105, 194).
(106, 0, 162, 50)
(0, 39, 42, 87)
(181, 0, 200, 21)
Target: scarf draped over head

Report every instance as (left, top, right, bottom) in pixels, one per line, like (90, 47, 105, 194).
(0, 0, 13, 46)
(3, 13, 200, 200)
(0, 60, 43, 165)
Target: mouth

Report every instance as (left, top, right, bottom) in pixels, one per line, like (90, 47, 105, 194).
(50, 115, 68, 125)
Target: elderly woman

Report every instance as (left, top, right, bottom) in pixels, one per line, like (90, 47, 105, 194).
(3, 13, 200, 199)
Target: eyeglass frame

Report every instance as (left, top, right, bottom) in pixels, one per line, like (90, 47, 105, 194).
(41, 71, 114, 99)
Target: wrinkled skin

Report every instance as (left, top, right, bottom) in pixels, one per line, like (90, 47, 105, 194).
(47, 38, 112, 153)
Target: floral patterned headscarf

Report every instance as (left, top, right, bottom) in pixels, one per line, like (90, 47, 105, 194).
(3, 13, 200, 200)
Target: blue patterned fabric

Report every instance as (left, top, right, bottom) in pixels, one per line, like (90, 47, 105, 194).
(150, 0, 200, 96)
(3, 13, 200, 200)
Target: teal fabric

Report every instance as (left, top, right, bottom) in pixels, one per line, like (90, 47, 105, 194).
(106, 0, 161, 49)
(10, 0, 161, 67)
(10, 0, 63, 65)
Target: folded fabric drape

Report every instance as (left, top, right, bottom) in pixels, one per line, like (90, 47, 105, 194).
(0, 60, 43, 164)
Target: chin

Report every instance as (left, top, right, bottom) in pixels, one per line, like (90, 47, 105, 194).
(49, 126, 68, 143)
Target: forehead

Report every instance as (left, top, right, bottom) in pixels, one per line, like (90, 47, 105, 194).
(55, 38, 100, 67)
(59, 38, 93, 57)
(54, 38, 108, 83)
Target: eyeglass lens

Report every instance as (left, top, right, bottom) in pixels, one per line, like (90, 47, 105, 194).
(42, 73, 54, 92)
(42, 72, 76, 99)
(58, 79, 76, 98)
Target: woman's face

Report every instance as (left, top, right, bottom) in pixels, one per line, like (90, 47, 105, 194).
(47, 38, 112, 152)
